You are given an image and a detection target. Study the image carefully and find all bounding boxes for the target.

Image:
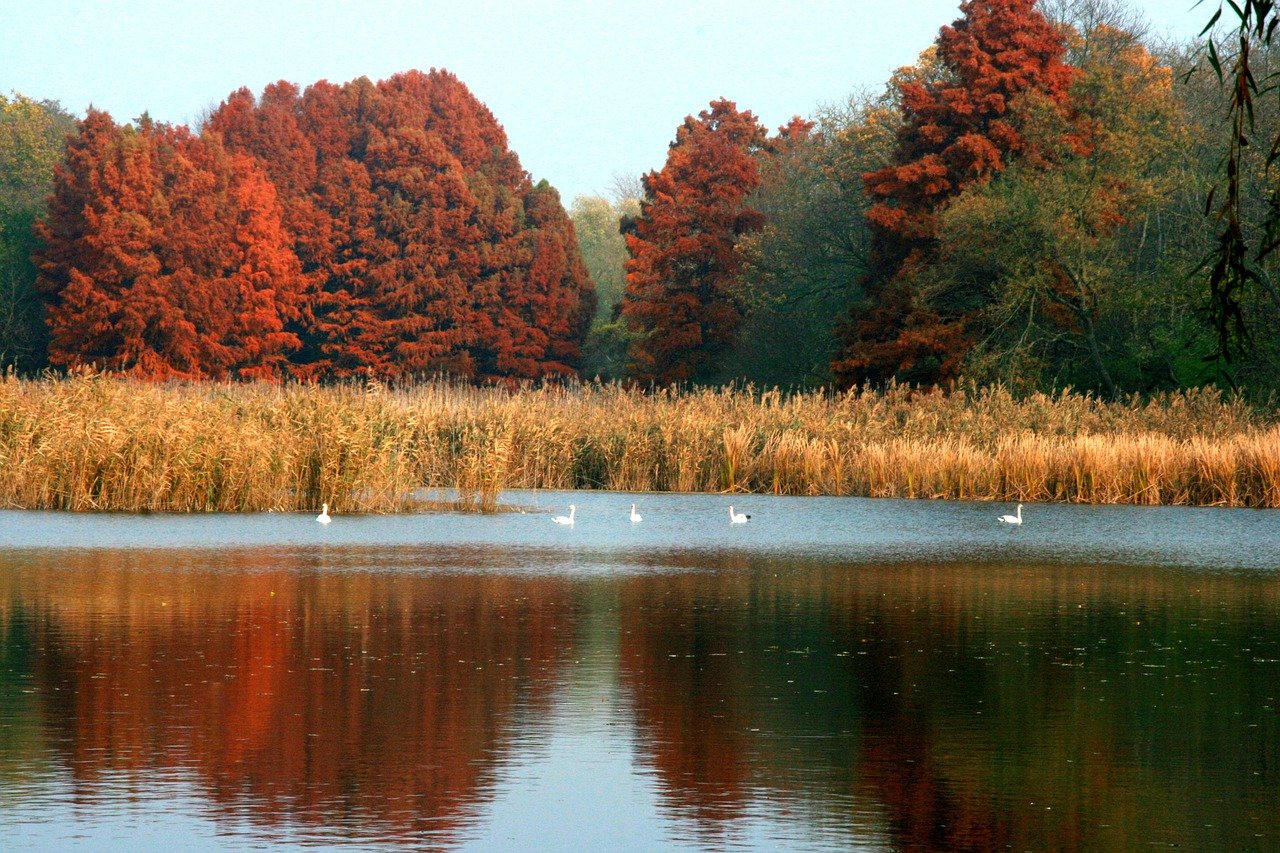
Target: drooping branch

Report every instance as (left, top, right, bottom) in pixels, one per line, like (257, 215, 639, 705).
(1197, 0, 1279, 376)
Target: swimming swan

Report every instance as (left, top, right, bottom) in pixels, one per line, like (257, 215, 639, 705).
(998, 504, 1023, 525)
(729, 506, 750, 524)
(552, 505, 576, 525)
(316, 503, 332, 524)
(630, 504, 642, 522)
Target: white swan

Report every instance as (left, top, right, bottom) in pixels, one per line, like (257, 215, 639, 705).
(729, 506, 749, 524)
(552, 505, 576, 525)
(630, 504, 642, 523)
(998, 503, 1023, 525)
(316, 503, 331, 524)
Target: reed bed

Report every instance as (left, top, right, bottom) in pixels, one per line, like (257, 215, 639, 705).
(0, 373, 1275, 512)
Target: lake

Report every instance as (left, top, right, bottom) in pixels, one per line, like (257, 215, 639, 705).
(1, 492, 1278, 851)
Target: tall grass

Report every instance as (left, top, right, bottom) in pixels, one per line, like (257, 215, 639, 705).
(0, 373, 1275, 512)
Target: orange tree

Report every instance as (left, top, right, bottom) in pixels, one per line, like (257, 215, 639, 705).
(831, 0, 1078, 389)
(619, 99, 771, 384)
(36, 111, 304, 379)
(209, 69, 594, 382)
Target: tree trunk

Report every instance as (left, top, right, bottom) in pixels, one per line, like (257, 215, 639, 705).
(1077, 306, 1118, 399)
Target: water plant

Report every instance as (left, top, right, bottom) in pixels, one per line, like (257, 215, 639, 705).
(0, 373, 1274, 512)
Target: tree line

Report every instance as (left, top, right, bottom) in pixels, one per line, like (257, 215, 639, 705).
(574, 0, 1280, 395)
(5, 70, 593, 381)
(1, 0, 1276, 392)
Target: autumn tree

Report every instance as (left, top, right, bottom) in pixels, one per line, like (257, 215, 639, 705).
(482, 178, 596, 378)
(932, 12, 1193, 395)
(208, 69, 594, 381)
(36, 111, 304, 379)
(832, 0, 1079, 389)
(620, 99, 769, 384)
(0, 93, 76, 371)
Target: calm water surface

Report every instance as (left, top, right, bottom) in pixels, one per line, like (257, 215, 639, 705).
(1, 492, 1278, 851)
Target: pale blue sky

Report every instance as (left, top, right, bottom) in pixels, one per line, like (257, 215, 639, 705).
(4, 1, 1206, 202)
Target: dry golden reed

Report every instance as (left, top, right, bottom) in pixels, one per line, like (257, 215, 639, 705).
(0, 373, 1275, 512)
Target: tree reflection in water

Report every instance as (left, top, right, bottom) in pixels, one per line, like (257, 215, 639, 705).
(1, 547, 1278, 851)
(1, 547, 578, 847)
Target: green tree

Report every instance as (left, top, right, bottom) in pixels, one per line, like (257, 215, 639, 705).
(931, 15, 1193, 394)
(571, 191, 641, 380)
(0, 93, 76, 371)
(571, 193, 639, 325)
(726, 93, 897, 387)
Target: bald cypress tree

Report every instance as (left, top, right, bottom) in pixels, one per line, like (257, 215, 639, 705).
(621, 99, 768, 384)
(36, 111, 304, 378)
(209, 69, 595, 381)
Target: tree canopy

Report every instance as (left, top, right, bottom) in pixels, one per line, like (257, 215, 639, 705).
(12, 1, 1280, 396)
(0, 93, 76, 371)
(209, 69, 595, 381)
(36, 111, 304, 379)
(35, 70, 595, 382)
(620, 99, 774, 384)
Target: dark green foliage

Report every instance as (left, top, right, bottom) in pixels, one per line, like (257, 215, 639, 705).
(0, 94, 76, 372)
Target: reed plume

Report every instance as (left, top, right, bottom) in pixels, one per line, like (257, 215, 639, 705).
(0, 374, 1274, 512)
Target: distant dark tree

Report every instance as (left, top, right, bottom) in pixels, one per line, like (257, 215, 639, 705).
(729, 94, 895, 387)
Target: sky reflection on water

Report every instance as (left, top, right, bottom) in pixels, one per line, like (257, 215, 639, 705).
(0, 490, 1276, 571)
(0, 493, 1278, 851)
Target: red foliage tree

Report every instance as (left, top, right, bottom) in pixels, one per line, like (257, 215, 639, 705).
(832, 0, 1078, 389)
(36, 110, 304, 379)
(208, 69, 594, 381)
(475, 179, 595, 379)
(620, 99, 770, 384)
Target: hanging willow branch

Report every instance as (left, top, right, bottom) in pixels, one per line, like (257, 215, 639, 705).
(1197, 1, 1280, 378)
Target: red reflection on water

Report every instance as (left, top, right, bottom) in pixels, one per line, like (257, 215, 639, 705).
(4, 550, 1280, 851)
(4, 548, 578, 845)
(618, 571, 754, 828)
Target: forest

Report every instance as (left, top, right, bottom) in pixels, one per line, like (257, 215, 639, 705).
(574, 0, 1280, 396)
(0, 0, 1277, 396)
